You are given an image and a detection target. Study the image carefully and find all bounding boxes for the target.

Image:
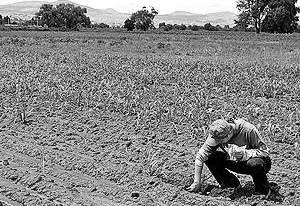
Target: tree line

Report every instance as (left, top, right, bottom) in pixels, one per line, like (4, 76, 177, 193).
(1, 0, 299, 33)
(124, 0, 299, 33)
(0, 15, 12, 25)
(157, 23, 233, 32)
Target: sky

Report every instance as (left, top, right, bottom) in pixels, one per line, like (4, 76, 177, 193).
(0, 0, 240, 14)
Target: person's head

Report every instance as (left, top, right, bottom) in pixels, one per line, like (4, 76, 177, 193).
(206, 119, 234, 146)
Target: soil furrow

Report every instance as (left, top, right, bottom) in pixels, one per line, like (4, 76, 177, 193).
(1, 128, 299, 205)
(0, 176, 61, 206)
(0, 193, 23, 206)
(0, 147, 134, 205)
(0, 137, 234, 205)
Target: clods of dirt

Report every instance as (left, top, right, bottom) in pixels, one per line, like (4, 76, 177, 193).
(90, 187, 97, 192)
(131, 191, 140, 198)
(2, 160, 9, 166)
(202, 181, 285, 203)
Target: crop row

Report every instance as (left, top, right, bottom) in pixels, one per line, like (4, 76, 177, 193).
(0, 31, 299, 144)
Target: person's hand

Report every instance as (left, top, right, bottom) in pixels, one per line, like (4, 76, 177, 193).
(228, 145, 246, 161)
(232, 150, 244, 160)
(186, 182, 201, 193)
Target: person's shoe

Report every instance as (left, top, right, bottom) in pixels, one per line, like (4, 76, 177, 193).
(264, 188, 284, 202)
(235, 184, 242, 190)
(220, 183, 242, 190)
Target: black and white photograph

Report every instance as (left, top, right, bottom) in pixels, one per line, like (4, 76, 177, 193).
(0, 0, 299, 205)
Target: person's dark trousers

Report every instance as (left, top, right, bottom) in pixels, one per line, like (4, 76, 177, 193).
(205, 151, 271, 194)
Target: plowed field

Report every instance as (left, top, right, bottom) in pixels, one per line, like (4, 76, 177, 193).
(0, 30, 299, 206)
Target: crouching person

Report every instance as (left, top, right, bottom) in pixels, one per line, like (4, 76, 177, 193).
(187, 119, 271, 197)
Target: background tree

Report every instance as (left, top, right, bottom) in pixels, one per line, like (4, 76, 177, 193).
(158, 23, 188, 31)
(56, 4, 90, 28)
(236, 0, 270, 33)
(36, 4, 56, 27)
(3, 16, 10, 24)
(124, 18, 135, 31)
(204, 23, 216, 31)
(36, 3, 91, 29)
(224, 25, 231, 31)
(188, 25, 201, 31)
(164, 24, 174, 31)
(93, 22, 110, 29)
(0, 15, 2, 25)
(173, 24, 187, 30)
(234, 11, 252, 31)
(125, 7, 158, 31)
(262, 0, 300, 33)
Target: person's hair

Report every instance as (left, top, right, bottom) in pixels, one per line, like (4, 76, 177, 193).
(209, 119, 232, 139)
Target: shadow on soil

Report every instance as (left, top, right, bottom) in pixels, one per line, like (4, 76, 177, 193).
(201, 182, 284, 203)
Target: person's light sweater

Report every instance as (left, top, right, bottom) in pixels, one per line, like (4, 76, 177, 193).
(195, 119, 270, 166)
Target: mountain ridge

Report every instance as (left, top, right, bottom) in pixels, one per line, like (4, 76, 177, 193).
(0, 0, 237, 26)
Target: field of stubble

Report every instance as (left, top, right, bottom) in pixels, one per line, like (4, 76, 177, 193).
(0, 29, 299, 206)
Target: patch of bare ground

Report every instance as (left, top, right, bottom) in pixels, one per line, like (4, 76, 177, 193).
(0, 113, 299, 206)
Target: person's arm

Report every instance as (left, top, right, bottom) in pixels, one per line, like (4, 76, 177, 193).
(194, 163, 203, 183)
(232, 128, 270, 161)
(187, 141, 216, 192)
(246, 128, 270, 157)
(187, 162, 203, 192)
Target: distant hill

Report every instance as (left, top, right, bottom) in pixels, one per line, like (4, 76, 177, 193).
(156, 11, 236, 26)
(0, 0, 237, 26)
(168, 11, 198, 16)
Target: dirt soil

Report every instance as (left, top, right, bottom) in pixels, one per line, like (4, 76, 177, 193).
(0, 30, 299, 206)
(0, 111, 299, 206)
